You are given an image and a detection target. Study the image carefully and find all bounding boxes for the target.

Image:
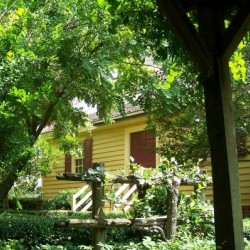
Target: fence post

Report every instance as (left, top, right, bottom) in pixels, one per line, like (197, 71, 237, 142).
(92, 180, 106, 250)
(166, 176, 181, 239)
(71, 194, 75, 212)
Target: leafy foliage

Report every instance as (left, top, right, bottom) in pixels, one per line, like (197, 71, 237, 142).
(127, 161, 214, 239)
(0, 211, 92, 248)
(0, 0, 164, 198)
(1, 199, 250, 249)
(0, 239, 26, 250)
(0, 210, 140, 249)
(244, 218, 250, 241)
(99, 236, 215, 250)
(43, 189, 78, 210)
(145, 41, 250, 163)
(178, 193, 214, 238)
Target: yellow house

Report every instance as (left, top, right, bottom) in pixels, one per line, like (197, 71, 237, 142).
(42, 107, 250, 216)
(42, 106, 160, 198)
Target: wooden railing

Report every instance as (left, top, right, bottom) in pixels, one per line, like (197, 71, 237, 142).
(71, 184, 92, 212)
(56, 169, 211, 250)
(113, 183, 137, 212)
(71, 182, 138, 212)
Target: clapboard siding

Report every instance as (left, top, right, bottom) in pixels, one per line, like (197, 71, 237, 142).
(239, 137, 250, 207)
(42, 117, 250, 209)
(92, 128, 125, 172)
(171, 137, 250, 208)
(42, 115, 146, 199)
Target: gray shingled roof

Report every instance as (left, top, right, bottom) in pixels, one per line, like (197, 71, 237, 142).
(42, 103, 143, 133)
(89, 103, 143, 124)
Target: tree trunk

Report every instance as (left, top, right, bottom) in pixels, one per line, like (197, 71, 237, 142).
(0, 173, 18, 201)
(1, 193, 9, 209)
(166, 176, 181, 240)
(0, 156, 30, 202)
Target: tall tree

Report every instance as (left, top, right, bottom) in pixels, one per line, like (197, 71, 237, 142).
(145, 40, 250, 164)
(1, 0, 248, 206)
(0, 0, 162, 200)
(106, 0, 249, 163)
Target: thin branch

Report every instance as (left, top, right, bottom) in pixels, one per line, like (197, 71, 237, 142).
(0, 0, 16, 20)
(114, 60, 161, 70)
(35, 90, 64, 138)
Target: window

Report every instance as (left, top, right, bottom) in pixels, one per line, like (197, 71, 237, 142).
(64, 138, 93, 173)
(75, 157, 84, 173)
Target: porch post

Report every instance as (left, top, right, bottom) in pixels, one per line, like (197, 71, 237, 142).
(198, 7, 244, 249)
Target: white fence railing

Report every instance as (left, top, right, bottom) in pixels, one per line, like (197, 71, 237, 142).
(71, 183, 137, 212)
(114, 184, 137, 212)
(71, 184, 92, 212)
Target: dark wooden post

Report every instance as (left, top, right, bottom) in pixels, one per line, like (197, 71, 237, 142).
(198, 7, 244, 249)
(91, 180, 106, 250)
(166, 176, 180, 239)
(155, 1, 247, 248)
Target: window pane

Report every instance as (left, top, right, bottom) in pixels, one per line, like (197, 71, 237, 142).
(75, 157, 84, 173)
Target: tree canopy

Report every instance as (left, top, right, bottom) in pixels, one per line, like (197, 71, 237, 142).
(146, 40, 250, 164)
(0, 0, 249, 201)
(0, 0, 167, 199)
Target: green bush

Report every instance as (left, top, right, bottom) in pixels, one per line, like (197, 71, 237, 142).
(0, 211, 139, 249)
(0, 211, 92, 248)
(244, 218, 250, 241)
(99, 236, 215, 250)
(8, 198, 42, 210)
(0, 239, 26, 250)
(42, 189, 78, 210)
(1, 211, 250, 249)
(32, 243, 93, 250)
(177, 193, 214, 238)
(104, 213, 140, 244)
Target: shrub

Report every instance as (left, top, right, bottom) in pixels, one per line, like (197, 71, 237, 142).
(0, 239, 26, 250)
(177, 192, 215, 238)
(0, 211, 139, 249)
(102, 212, 141, 244)
(0, 211, 92, 248)
(1, 211, 250, 249)
(8, 198, 42, 210)
(32, 243, 92, 250)
(244, 218, 250, 240)
(43, 189, 78, 210)
(99, 236, 215, 250)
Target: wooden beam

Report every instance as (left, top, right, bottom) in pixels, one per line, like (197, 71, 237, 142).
(222, 2, 250, 60)
(55, 217, 168, 228)
(203, 60, 244, 250)
(198, 7, 244, 249)
(56, 173, 212, 186)
(157, 0, 213, 74)
(91, 181, 106, 250)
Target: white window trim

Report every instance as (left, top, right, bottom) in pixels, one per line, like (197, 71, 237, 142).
(74, 157, 84, 174)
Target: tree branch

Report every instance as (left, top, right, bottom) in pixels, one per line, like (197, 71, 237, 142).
(35, 90, 64, 138)
(0, 0, 16, 20)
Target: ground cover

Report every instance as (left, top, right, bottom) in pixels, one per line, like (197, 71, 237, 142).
(0, 210, 250, 249)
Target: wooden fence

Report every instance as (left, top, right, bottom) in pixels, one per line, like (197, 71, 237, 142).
(55, 167, 210, 250)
